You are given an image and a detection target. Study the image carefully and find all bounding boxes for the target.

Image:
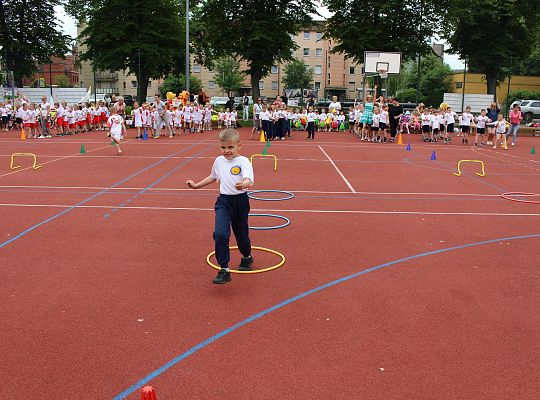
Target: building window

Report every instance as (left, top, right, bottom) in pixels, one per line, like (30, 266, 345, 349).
(327, 74, 331, 85)
(350, 66, 355, 75)
(303, 48, 310, 56)
(314, 82, 321, 89)
(259, 80, 264, 89)
(193, 63, 201, 73)
(208, 80, 215, 89)
(123, 82, 126, 89)
(272, 81, 278, 90)
(314, 65, 322, 75)
(316, 48, 323, 57)
(303, 31, 310, 40)
(131, 80, 137, 88)
(316, 32, 323, 41)
(348, 82, 356, 92)
(271, 66, 279, 74)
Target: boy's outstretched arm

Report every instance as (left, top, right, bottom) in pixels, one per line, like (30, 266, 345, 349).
(235, 177, 252, 190)
(186, 175, 216, 189)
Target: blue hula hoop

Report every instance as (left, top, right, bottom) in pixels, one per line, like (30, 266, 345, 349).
(248, 190, 295, 201)
(249, 213, 291, 230)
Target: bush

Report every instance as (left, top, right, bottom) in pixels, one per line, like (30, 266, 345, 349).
(124, 105, 134, 116)
(395, 88, 417, 103)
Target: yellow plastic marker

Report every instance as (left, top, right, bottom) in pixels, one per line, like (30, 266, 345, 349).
(10, 153, 42, 170)
(250, 154, 277, 171)
(453, 159, 485, 177)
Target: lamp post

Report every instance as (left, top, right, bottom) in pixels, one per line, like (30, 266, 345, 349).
(185, 0, 190, 93)
(138, 48, 141, 102)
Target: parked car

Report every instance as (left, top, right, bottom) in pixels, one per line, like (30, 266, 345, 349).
(121, 94, 135, 107)
(510, 99, 540, 122)
(210, 96, 230, 106)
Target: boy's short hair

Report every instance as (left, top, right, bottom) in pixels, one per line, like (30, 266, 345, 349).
(219, 128, 240, 143)
(480, 109, 486, 112)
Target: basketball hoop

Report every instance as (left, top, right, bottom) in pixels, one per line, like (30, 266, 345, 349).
(378, 68, 388, 79)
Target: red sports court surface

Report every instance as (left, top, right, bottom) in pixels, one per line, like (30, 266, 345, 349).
(0, 128, 538, 399)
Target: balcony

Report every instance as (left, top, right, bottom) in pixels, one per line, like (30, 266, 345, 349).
(95, 71, 118, 81)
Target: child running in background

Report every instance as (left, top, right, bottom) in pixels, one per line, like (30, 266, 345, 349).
(492, 114, 508, 150)
(186, 128, 254, 284)
(474, 109, 489, 147)
(108, 106, 126, 155)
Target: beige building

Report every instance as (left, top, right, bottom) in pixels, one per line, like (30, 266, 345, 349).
(77, 21, 364, 101)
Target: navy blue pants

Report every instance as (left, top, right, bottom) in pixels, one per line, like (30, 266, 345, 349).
(214, 193, 251, 269)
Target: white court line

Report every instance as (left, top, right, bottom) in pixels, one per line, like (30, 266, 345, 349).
(318, 146, 356, 193)
(1, 203, 538, 217)
(0, 184, 502, 197)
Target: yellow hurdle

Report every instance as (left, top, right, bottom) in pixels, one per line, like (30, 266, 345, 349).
(250, 154, 277, 171)
(453, 159, 485, 177)
(10, 153, 42, 170)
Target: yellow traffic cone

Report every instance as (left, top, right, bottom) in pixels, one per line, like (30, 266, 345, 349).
(259, 130, 266, 142)
(21, 128, 26, 140)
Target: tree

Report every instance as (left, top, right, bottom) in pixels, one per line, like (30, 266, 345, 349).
(213, 57, 245, 97)
(193, 0, 316, 99)
(54, 75, 70, 88)
(159, 74, 202, 97)
(324, 0, 446, 64)
(67, 0, 184, 103)
(443, 0, 540, 97)
(395, 54, 452, 106)
(0, 0, 72, 86)
(283, 58, 314, 90)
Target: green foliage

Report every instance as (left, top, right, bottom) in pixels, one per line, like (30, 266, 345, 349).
(159, 74, 203, 97)
(0, 0, 72, 85)
(395, 88, 417, 103)
(324, 0, 446, 63)
(395, 54, 452, 106)
(503, 90, 540, 113)
(193, 0, 316, 99)
(213, 57, 245, 97)
(54, 75, 70, 88)
(443, 0, 540, 95)
(283, 58, 314, 89)
(70, 0, 184, 104)
(124, 105, 134, 116)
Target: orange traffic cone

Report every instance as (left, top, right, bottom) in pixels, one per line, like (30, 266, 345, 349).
(141, 385, 157, 400)
(397, 133, 403, 145)
(21, 128, 26, 140)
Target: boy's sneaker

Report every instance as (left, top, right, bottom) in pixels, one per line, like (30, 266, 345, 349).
(213, 269, 231, 284)
(238, 255, 254, 271)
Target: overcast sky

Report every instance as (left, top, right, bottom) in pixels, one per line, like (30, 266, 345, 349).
(55, 4, 465, 70)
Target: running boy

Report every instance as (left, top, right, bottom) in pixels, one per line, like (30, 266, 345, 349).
(186, 128, 254, 284)
(107, 106, 126, 155)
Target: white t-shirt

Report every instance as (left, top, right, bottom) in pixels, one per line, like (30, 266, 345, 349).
(476, 115, 489, 129)
(495, 120, 507, 134)
(461, 112, 473, 126)
(328, 101, 341, 111)
(372, 113, 380, 128)
(421, 114, 431, 126)
(380, 110, 388, 124)
(108, 114, 124, 137)
(40, 102, 50, 117)
(306, 112, 316, 122)
(210, 155, 254, 195)
(445, 112, 456, 124)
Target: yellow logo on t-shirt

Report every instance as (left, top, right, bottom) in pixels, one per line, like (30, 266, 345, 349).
(230, 166, 241, 175)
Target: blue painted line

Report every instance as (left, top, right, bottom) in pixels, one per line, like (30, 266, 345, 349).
(0, 140, 209, 249)
(113, 232, 540, 399)
(102, 144, 214, 218)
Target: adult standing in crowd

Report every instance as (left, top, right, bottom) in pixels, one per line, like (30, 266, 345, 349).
(507, 104, 522, 146)
(251, 96, 263, 139)
(115, 96, 126, 118)
(281, 91, 288, 106)
(242, 95, 250, 120)
(39, 96, 51, 138)
(153, 94, 166, 138)
(486, 101, 500, 146)
(388, 97, 403, 142)
(198, 89, 208, 106)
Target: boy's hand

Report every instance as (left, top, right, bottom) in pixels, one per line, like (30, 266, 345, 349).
(186, 180, 197, 189)
(235, 180, 249, 190)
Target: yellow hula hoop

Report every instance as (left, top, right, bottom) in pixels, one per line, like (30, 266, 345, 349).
(206, 246, 285, 274)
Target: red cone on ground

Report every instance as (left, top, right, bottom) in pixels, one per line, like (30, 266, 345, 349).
(141, 385, 157, 400)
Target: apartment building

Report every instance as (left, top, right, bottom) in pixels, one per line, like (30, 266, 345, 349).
(77, 21, 364, 101)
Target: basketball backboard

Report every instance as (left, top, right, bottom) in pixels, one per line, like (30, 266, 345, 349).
(363, 51, 402, 74)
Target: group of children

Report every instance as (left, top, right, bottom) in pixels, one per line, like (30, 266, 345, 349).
(131, 102, 214, 139)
